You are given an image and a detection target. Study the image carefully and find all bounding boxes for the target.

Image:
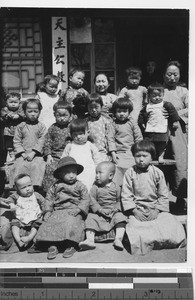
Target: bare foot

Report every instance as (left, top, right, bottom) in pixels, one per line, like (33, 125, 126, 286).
(18, 240, 25, 248)
(21, 236, 31, 246)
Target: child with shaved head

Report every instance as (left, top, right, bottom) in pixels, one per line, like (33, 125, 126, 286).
(79, 161, 127, 251)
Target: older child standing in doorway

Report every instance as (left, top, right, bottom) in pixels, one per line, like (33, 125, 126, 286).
(121, 140, 186, 255)
(119, 67, 147, 122)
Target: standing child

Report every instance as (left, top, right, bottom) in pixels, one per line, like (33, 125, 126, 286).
(63, 67, 88, 107)
(121, 140, 186, 255)
(1, 173, 45, 250)
(10, 98, 46, 190)
(86, 93, 113, 162)
(79, 161, 127, 251)
(107, 97, 143, 185)
(119, 67, 147, 122)
(138, 83, 179, 163)
(35, 157, 89, 259)
(0, 92, 24, 162)
(42, 101, 72, 192)
(94, 73, 117, 116)
(61, 118, 101, 191)
(36, 74, 60, 129)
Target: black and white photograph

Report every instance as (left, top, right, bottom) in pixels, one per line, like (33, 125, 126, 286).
(0, 6, 189, 264)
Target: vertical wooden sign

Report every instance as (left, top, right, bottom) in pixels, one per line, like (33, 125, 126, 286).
(52, 17, 68, 91)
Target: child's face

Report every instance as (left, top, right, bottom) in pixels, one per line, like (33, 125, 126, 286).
(146, 61, 156, 75)
(115, 108, 130, 121)
(69, 71, 84, 89)
(25, 103, 40, 122)
(16, 176, 34, 197)
(95, 164, 113, 187)
(72, 130, 88, 145)
(149, 89, 164, 104)
(7, 97, 20, 111)
(95, 74, 110, 94)
(134, 151, 152, 170)
(59, 165, 77, 184)
(88, 102, 102, 118)
(45, 79, 59, 95)
(127, 76, 141, 88)
(54, 108, 71, 126)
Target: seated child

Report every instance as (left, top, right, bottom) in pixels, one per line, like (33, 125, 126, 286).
(10, 98, 47, 190)
(138, 83, 179, 163)
(2, 173, 45, 250)
(86, 93, 113, 162)
(121, 140, 186, 255)
(36, 74, 60, 129)
(61, 118, 101, 191)
(42, 101, 72, 192)
(0, 199, 14, 251)
(0, 92, 24, 163)
(63, 67, 89, 107)
(35, 156, 89, 260)
(107, 97, 142, 185)
(119, 67, 147, 122)
(79, 161, 127, 251)
(94, 73, 117, 116)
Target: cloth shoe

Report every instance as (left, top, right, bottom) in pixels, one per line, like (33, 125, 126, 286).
(62, 247, 77, 258)
(79, 239, 96, 250)
(113, 238, 124, 250)
(47, 246, 58, 260)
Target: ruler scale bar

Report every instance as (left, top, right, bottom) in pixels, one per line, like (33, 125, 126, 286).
(0, 268, 193, 299)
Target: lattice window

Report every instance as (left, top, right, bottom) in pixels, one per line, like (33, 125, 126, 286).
(1, 17, 44, 98)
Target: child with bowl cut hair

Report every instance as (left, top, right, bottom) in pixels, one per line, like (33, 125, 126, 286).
(61, 118, 101, 191)
(10, 98, 46, 190)
(119, 66, 147, 122)
(121, 139, 186, 255)
(36, 74, 60, 129)
(63, 67, 89, 106)
(42, 101, 72, 192)
(107, 97, 142, 185)
(86, 93, 113, 162)
(0, 92, 24, 162)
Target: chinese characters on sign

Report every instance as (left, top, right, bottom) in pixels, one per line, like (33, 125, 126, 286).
(52, 17, 68, 90)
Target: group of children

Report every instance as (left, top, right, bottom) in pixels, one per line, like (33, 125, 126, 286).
(0, 65, 187, 259)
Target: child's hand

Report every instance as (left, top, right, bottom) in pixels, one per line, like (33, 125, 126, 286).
(147, 209, 159, 221)
(162, 107, 169, 119)
(21, 152, 27, 160)
(47, 155, 54, 165)
(132, 208, 149, 221)
(44, 211, 52, 222)
(172, 121, 179, 130)
(9, 203, 17, 211)
(68, 208, 80, 216)
(11, 114, 20, 120)
(111, 152, 118, 164)
(98, 208, 112, 218)
(26, 151, 36, 161)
